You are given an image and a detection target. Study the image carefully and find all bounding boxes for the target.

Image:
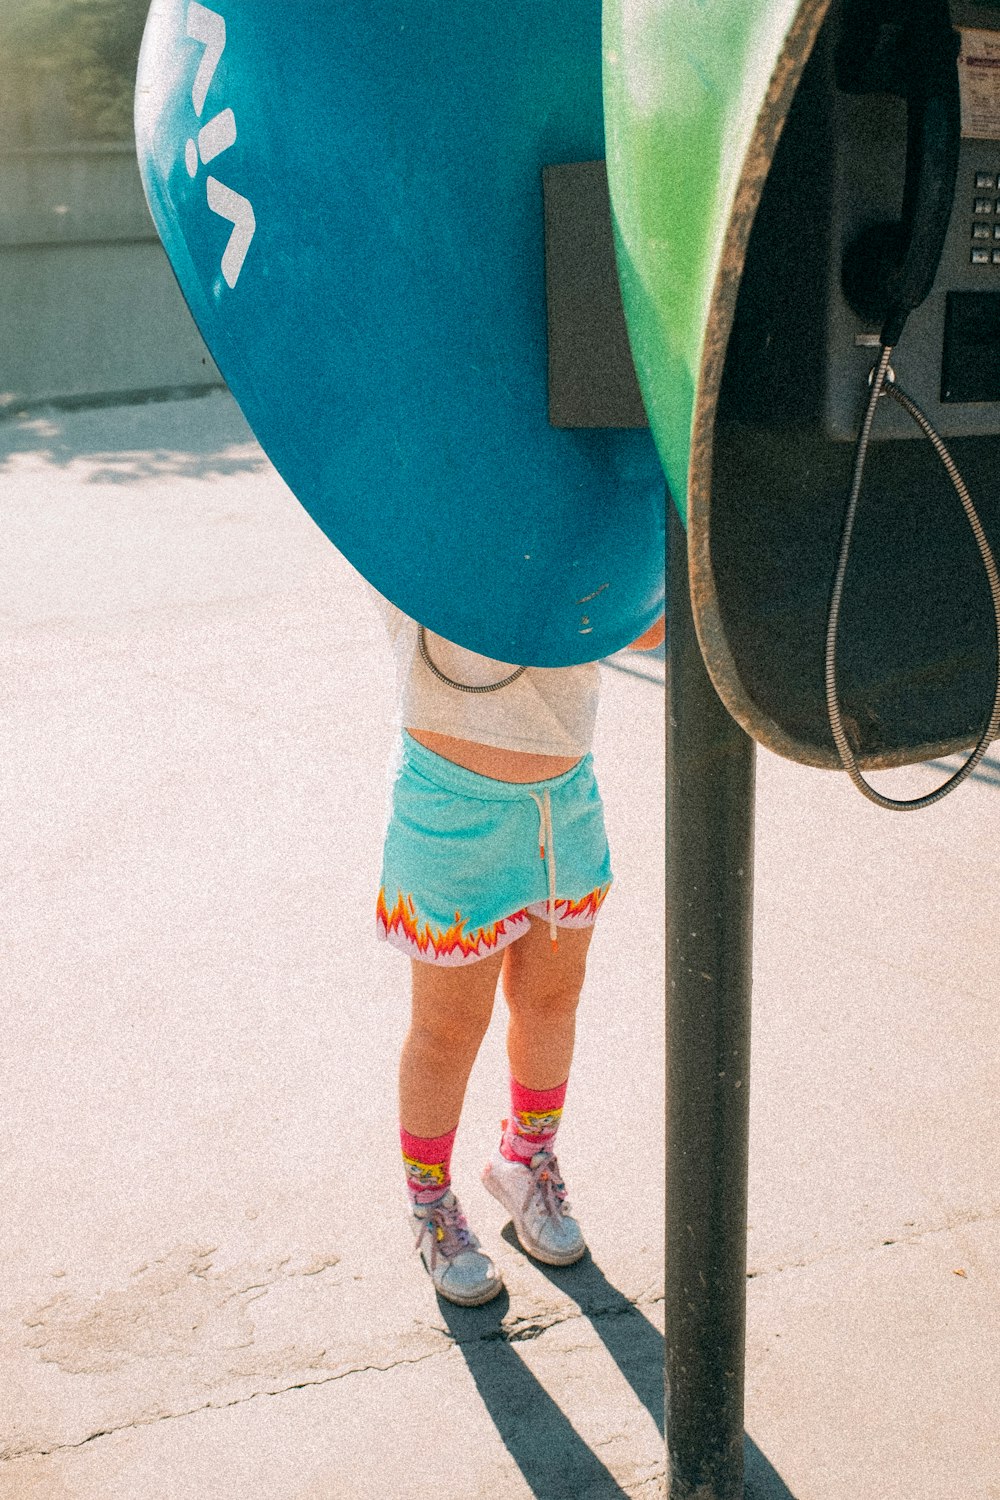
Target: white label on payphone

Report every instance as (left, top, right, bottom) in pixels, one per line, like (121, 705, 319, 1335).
(958, 29, 1000, 140)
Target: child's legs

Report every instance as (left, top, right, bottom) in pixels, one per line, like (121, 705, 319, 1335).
(501, 916, 594, 1089)
(399, 950, 505, 1137)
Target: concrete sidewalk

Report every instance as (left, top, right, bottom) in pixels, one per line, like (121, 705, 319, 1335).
(1, 393, 997, 1500)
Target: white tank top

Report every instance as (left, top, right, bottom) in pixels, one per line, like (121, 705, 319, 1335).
(370, 590, 601, 756)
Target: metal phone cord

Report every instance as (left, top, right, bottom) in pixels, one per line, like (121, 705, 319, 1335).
(418, 625, 526, 693)
(825, 341, 1000, 810)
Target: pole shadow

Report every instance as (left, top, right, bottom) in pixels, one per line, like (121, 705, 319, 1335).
(473, 1230, 803, 1500)
(743, 1435, 800, 1500)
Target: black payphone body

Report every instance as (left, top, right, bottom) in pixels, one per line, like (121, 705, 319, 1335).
(707, 0, 1000, 771)
(830, 5, 1000, 435)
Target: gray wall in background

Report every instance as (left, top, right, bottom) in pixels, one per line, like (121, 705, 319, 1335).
(0, 143, 223, 410)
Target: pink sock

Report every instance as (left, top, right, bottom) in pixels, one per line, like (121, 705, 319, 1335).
(500, 1074, 568, 1163)
(400, 1125, 457, 1205)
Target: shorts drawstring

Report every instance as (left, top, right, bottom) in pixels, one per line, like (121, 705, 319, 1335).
(528, 789, 558, 949)
(380, 736, 613, 968)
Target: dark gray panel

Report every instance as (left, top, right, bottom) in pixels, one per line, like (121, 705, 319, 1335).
(542, 160, 649, 429)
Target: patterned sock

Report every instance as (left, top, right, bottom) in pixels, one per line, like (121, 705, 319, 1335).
(400, 1124, 458, 1207)
(499, 1074, 568, 1163)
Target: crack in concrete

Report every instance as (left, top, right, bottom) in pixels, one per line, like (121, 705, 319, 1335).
(2, 1293, 665, 1465)
(623, 1478, 667, 1499)
(746, 1204, 1000, 1281)
(2, 1350, 445, 1463)
(487, 1294, 663, 1348)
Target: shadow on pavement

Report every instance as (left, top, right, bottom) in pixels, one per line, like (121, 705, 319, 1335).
(744, 1435, 800, 1499)
(0, 388, 267, 482)
(601, 639, 666, 686)
(504, 1229, 665, 1436)
(434, 1230, 799, 1498)
(924, 751, 1000, 789)
(435, 1282, 634, 1499)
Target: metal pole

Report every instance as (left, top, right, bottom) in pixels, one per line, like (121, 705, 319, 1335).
(665, 497, 756, 1499)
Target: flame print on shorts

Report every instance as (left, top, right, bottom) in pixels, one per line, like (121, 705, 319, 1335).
(529, 886, 611, 926)
(377, 883, 612, 964)
(376, 888, 530, 964)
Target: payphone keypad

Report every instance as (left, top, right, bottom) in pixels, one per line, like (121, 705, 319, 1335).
(971, 172, 1000, 264)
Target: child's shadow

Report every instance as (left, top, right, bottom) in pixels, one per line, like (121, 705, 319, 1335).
(435, 1227, 798, 1500)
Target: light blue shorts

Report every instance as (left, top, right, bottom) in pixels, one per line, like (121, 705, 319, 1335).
(377, 732, 613, 966)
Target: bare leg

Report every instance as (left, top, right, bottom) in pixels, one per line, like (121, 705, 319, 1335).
(501, 917, 594, 1089)
(398, 950, 505, 1138)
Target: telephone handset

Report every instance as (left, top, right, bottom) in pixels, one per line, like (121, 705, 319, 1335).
(838, 0, 961, 345)
(826, 0, 1000, 809)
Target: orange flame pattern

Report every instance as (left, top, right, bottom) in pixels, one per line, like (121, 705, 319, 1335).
(376, 887, 529, 963)
(528, 885, 611, 926)
(377, 882, 612, 964)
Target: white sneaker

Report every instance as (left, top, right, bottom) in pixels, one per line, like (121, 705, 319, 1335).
(410, 1189, 504, 1306)
(481, 1147, 586, 1266)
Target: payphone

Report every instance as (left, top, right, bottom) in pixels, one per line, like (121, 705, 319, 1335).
(599, 9, 1000, 1494)
(719, 4, 1000, 450)
(705, 0, 1000, 801)
(832, 0, 1000, 435)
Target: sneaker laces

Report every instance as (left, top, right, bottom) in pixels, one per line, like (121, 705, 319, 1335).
(414, 1195, 477, 1271)
(527, 1150, 571, 1219)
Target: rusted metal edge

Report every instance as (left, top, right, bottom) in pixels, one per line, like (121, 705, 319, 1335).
(686, 1, 840, 769)
(686, 1, 986, 772)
